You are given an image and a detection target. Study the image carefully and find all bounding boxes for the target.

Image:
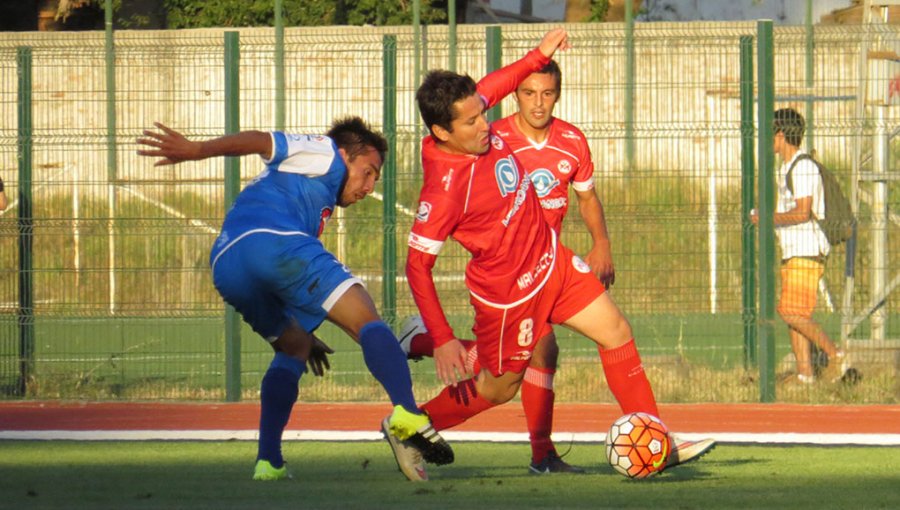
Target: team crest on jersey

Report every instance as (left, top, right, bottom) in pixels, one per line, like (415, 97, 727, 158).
(557, 160, 572, 175)
(572, 255, 591, 274)
(317, 207, 333, 237)
(416, 201, 432, 222)
(495, 156, 521, 197)
(491, 134, 504, 151)
(528, 169, 560, 198)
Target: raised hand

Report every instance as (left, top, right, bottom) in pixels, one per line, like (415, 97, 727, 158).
(136, 122, 201, 166)
(537, 28, 571, 59)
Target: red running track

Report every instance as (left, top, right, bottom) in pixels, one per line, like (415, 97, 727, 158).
(1, 401, 899, 435)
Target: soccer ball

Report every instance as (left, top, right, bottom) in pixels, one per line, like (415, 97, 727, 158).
(605, 412, 671, 479)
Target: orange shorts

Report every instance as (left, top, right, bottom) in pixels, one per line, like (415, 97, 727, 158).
(469, 242, 606, 376)
(778, 257, 824, 319)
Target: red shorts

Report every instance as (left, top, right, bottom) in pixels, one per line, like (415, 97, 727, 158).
(469, 242, 606, 376)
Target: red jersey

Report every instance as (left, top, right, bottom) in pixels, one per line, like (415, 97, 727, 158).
(492, 116, 595, 234)
(407, 49, 555, 347)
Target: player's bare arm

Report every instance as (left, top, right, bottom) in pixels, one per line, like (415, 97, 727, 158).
(137, 122, 272, 165)
(576, 188, 615, 287)
(750, 196, 812, 226)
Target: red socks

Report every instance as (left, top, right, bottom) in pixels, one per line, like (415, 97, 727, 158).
(420, 378, 495, 431)
(599, 339, 660, 417)
(522, 366, 555, 463)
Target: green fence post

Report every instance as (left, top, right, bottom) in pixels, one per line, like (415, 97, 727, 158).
(756, 20, 777, 402)
(16, 46, 33, 398)
(740, 35, 757, 369)
(382, 35, 398, 327)
(804, 0, 814, 151)
(274, 0, 285, 131)
(625, 0, 635, 171)
(224, 31, 242, 402)
(448, 0, 457, 72)
(485, 25, 502, 123)
(104, 0, 118, 318)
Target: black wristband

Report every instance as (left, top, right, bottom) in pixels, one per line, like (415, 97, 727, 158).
(0, 178, 4, 192)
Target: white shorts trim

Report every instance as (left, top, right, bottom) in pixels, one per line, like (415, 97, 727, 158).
(322, 277, 365, 313)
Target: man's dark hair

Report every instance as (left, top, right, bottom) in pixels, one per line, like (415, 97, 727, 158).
(774, 108, 805, 147)
(416, 70, 478, 136)
(536, 60, 562, 92)
(327, 116, 388, 163)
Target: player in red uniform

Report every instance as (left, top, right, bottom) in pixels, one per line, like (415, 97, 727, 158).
(399, 59, 614, 474)
(386, 28, 714, 481)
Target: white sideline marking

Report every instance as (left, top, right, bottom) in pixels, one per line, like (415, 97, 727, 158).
(1, 430, 899, 446)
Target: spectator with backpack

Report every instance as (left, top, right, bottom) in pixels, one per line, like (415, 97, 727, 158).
(751, 107, 849, 385)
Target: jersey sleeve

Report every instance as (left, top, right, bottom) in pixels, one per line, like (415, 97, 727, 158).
(265, 132, 336, 176)
(571, 135, 595, 192)
(406, 192, 464, 346)
(477, 49, 550, 110)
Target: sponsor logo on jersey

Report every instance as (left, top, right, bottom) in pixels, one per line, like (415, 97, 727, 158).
(561, 130, 580, 140)
(416, 201, 432, 222)
(491, 134, 504, 151)
(502, 171, 532, 228)
(516, 249, 554, 290)
(510, 350, 533, 361)
(317, 207, 333, 237)
(441, 168, 454, 191)
(540, 197, 567, 210)
(528, 168, 560, 198)
(572, 255, 591, 274)
(495, 156, 520, 197)
(557, 160, 572, 174)
(407, 232, 443, 255)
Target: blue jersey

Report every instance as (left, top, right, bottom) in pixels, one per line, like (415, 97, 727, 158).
(211, 132, 347, 260)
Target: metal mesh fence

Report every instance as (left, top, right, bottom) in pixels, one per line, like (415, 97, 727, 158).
(0, 22, 897, 404)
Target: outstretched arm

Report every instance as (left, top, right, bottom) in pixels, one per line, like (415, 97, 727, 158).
(137, 122, 272, 166)
(477, 28, 571, 109)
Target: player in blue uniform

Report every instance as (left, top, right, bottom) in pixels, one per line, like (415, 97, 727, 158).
(137, 117, 452, 481)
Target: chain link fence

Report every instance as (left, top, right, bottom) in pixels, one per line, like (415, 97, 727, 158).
(0, 22, 897, 404)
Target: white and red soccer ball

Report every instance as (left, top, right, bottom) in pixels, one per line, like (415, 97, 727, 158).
(605, 412, 671, 479)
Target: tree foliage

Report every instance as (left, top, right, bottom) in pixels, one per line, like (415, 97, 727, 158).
(163, 0, 448, 28)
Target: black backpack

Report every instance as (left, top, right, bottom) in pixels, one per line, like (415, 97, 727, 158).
(786, 153, 855, 246)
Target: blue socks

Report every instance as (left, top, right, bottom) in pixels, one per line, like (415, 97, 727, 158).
(257, 352, 305, 468)
(359, 321, 419, 414)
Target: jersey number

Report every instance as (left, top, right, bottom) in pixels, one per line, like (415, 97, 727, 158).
(517, 318, 535, 347)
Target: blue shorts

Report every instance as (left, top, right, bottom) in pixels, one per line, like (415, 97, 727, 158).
(210, 230, 363, 341)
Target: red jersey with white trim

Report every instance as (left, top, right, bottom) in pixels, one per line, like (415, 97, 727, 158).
(492, 116, 595, 234)
(406, 49, 555, 346)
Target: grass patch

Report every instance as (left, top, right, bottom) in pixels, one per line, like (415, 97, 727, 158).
(0, 441, 898, 510)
